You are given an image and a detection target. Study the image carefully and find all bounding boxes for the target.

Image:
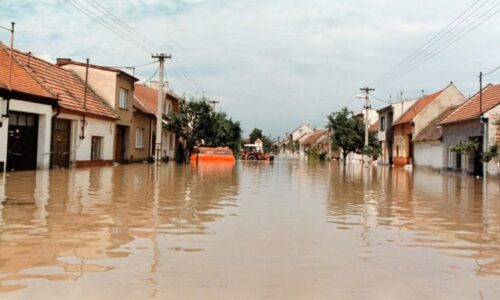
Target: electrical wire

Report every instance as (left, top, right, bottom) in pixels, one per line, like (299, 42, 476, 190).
(369, 0, 500, 86)
(141, 66, 160, 85)
(111, 60, 159, 69)
(376, 3, 500, 86)
(369, 0, 486, 85)
(369, 93, 391, 104)
(483, 64, 500, 76)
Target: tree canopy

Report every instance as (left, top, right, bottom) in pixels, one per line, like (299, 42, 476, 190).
(248, 128, 273, 152)
(164, 97, 242, 163)
(326, 107, 380, 165)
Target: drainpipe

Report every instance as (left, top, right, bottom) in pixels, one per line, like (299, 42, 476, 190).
(80, 58, 90, 140)
(479, 71, 488, 179)
(49, 96, 61, 169)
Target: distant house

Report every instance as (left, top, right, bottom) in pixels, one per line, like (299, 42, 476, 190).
(13, 50, 118, 168)
(57, 58, 139, 163)
(392, 83, 465, 166)
(289, 124, 313, 154)
(347, 108, 378, 162)
(299, 130, 330, 157)
(440, 83, 500, 176)
(133, 83, 180, 160)
(376, 99, 418, 165)
(0, 44, 58, 171)
(412, 106, 458, 170)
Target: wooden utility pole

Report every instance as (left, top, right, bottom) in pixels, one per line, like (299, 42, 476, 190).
(152, 53, 171, 165)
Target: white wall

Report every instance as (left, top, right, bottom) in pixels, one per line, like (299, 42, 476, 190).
(0, 97, 7, 171)
(9, 99, 53, 169)
(484, 104, 500, 176)
(414, 142, 445, 170)
(57, 113, 115, 162)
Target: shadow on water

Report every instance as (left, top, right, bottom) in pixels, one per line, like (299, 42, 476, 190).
(0, 163, 239, 293)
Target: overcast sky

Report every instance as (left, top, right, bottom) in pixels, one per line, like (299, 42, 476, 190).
(2, 0, 500, 137)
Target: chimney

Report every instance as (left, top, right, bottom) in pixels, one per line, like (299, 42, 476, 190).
(148, 80, 169, 93)
(56, 58, 72, 66)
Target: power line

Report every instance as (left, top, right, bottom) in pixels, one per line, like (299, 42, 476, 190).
(483, 64, 500, 76)
(369, 0, 500, 86)
(376, 3, 500, 86)
(63, 0, 154, 53)
(369, 93, 391, 104)
(369, 0, 487, 85)
(141, 66, 160, 85)
(64, 0, 207, 96)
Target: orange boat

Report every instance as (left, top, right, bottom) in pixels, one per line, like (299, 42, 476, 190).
(190, 147, 236, 164)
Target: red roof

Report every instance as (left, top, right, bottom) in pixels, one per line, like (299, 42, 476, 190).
(440, 84, 500, 125)
(12, 49, 117, 120)
(0, 44, 54, 100)
(393, 88, 444, 126)
(301, 130, 328, 146)
(133, 84, 180, 115)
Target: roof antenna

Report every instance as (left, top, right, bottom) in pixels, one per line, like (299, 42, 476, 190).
(421, 89, 424, 97)
(27, 51, 32, 66)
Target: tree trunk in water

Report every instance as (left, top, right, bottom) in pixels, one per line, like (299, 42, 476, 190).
(342, 151, 348, 166)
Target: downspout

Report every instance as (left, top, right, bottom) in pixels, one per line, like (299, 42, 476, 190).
(49, 95, 61, 169)
(80, 58, 90, 139)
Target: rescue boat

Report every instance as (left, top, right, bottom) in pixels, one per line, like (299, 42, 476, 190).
(190, 147, 236, 164)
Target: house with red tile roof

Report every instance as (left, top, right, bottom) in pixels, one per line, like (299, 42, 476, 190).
(0, 43, 58, 171)
(56, 59, 140, 163)
(8, 46, 118, 168)
(375, 98, 418, 165)
(440, 83, 500, 176)
(133, 83, 180, 160)
(391, 83, 465, 166)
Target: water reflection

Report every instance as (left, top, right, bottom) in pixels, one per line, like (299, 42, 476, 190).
(326, 164, 500, 276)
(0, 163, 239, 293)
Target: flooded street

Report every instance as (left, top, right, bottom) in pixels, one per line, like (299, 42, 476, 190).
(0, 160, 500, 299)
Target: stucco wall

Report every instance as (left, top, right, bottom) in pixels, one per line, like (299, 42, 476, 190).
(130, 110, 152, 162)
(413, 85, 465, 136)
(57, 113, 115, 163)
(414, 142, 445, 169)
(115, 74, 134, 127)
(62, 64, 117, 110)
(8, 99, 53, 169)
(484, 104, 500, 175)
(442, 119, 481, 145)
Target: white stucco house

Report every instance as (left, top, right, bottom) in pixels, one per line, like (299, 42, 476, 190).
(0, 43, 58, 172)
(13, 47, 118, 168)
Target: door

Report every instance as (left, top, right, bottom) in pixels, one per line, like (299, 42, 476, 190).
(7, 112, 39, 170)
(408, 134, 414, 164)
(115, 125, 126, 162)
(51, 119, 71, 168)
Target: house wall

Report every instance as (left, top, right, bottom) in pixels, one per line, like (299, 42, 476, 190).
(392, 123, 413, 165)
(0, 98, 7, 170)
(414, 142, 445, 170)
(413, 85, 465, 136)
(484, 104, 500, 175)
(115, 74, 134, 127)
(291, 124, 313, 141)
(129, 110, 152, 162)
(442, 119, 481, 145)
(7, 99, 53, 169)
(62, 65, 117, 109)
(56, 112, 115, 166)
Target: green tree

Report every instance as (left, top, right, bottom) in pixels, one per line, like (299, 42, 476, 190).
(327, 107, 380, 165)
(248, 128, 273, 152)
(164, 96, 242, 163)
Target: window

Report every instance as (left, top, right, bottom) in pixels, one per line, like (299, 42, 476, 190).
(91, 136, 103, 160)
(380, 116, 386, 131)
(135, 128, 145, 149)
(119, 88, 128, 109)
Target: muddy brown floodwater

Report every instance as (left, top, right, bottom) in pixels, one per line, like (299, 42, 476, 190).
(0, 160, 499, 299)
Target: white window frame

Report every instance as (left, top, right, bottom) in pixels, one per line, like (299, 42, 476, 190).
(135, 128, 145, 149)
(119, 88, 128, 109)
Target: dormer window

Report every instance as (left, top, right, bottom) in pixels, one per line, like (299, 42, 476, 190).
(119, 88, 128, 109)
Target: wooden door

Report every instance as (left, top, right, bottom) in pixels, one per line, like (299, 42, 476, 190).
(51, 119, 71, 168)
(7, 112, 39, 170)
(115, 125, 126, 162)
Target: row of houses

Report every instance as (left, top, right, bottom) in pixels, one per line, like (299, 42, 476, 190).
(372, 82, 500, 176)
(0, 43, 180, 172)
